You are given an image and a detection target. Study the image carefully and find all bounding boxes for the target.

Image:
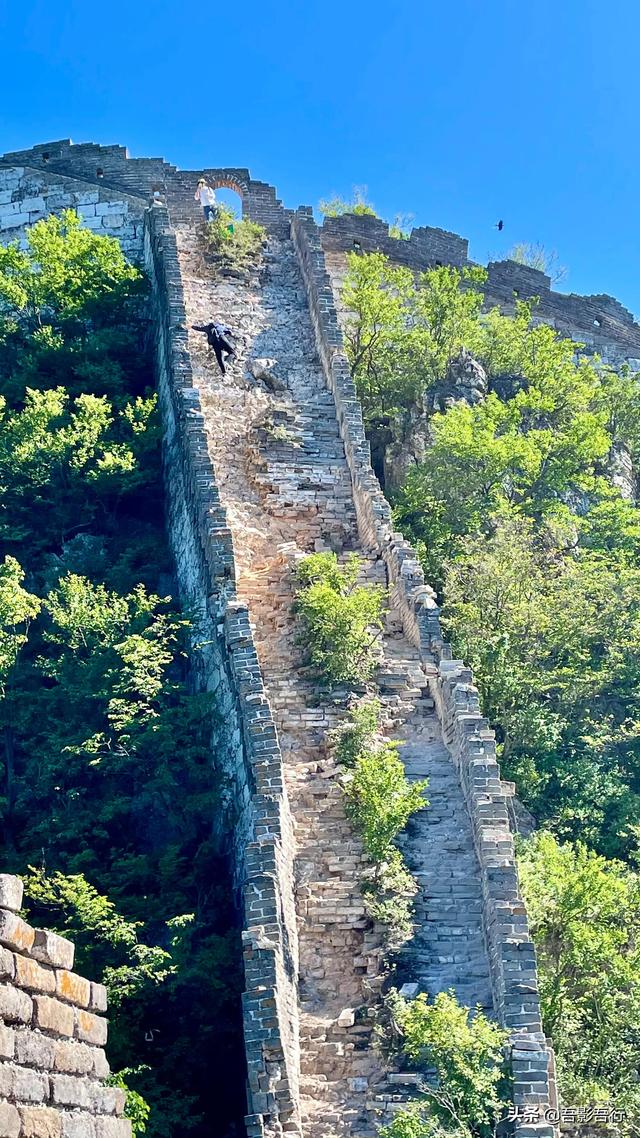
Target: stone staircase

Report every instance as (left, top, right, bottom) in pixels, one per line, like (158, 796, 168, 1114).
(174, 222, 495, 1136)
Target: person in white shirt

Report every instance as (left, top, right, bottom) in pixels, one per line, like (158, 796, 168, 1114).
(194, 179, 217, 221)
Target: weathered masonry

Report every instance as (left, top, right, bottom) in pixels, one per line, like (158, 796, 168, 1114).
(0, 875, 128, 1138)
(3, 139, 639, 1138)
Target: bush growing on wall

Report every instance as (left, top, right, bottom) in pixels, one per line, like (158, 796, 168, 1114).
(202, 204, 266, 271)
(295, 553, 386, 685)
(332, 700, 427, 946)
(344, 737, 427, 861)
(386, 990, 509, 1138)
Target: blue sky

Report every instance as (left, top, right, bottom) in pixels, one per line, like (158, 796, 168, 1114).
(1, 0, 639, 313)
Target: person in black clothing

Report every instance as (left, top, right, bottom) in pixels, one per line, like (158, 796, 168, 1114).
(192, 322, 236, 375)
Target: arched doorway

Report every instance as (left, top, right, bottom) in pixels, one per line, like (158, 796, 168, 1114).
(208, 177, 245, 223)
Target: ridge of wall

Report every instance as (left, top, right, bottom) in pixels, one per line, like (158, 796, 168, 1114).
(320, 212, 640, 359)
(0, 142, 289, 237)
(143, 203, 301, 1138)
(0, 874, 129, 1138)
(291, 206, 556, 1134)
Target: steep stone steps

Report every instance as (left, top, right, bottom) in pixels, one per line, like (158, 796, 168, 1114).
(174, 222, 495, 1136)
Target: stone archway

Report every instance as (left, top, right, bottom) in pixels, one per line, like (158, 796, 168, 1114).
(202, 172, 250, 220)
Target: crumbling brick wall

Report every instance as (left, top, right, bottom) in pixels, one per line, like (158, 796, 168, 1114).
(0, 874, 129, 1138)
(319, 211, 640, 363)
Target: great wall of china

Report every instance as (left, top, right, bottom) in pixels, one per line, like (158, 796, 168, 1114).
(1, 139, 639, 1138)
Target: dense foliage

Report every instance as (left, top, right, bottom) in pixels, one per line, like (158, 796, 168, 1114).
(295, 552, 386, 685)
(518, 833, 640, 1126)
(385, 990, 508, 1138)
(341, 250, 640, 1114)
(0, 213, 244, 1137)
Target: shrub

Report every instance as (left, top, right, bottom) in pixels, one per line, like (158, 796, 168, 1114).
(379, 1106, 470, 1138)
(331, 697, 381, 766)
(202, 205, 266, 271)
(319, 187, 378, 218)
(344, 739, 427, 861)
(333, 700, 427, 946)
(361, 847, 417, 949)
(389, 990, 509, 1137)
(295, 553, 386, 685)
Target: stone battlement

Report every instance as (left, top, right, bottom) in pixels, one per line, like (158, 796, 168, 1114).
(319, 211, 640, 361)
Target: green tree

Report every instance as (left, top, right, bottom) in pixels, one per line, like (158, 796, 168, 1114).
(0, 213, 245, 1136)
(0, 209, 142, 327)
(0, 557, 40, 694)
(342, 254, 486, 427)
(518, 832, 640, 1121)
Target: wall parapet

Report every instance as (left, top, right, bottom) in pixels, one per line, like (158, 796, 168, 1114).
(291, 205, 556, 1135)
(319, 211, 640, 360)
(0, 873, 129, 1138)
(144, 203, 300, 1138)
(0, 141, 291, 238)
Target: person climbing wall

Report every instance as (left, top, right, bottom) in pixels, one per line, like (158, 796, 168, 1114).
(192, 321, 237, 374)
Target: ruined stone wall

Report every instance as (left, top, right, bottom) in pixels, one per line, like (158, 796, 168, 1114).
(0, 142, 289, 238)
(0, 874, 129, 1138)
(0, 161, 145, 259)
(320, 212, 640, 363)
(144, 204, 301, 1138)
(1, 139, 613, 1135)
(291, 206, 556, 1133)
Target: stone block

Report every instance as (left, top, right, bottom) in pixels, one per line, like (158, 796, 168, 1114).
(91, 1050, 109, 1080)
(88, 984, 107, 1014)
(74, 1010, 107, 1048)
(17, 1106, 61, 1138)
(0, 1026, 15, 1060)
(95, 202, 127, 215)
(33, 997, 74, 1038)
(11, 1065, 48, 1103)
(0, 913, 35, 955)
(14, 955, 56, 996)
(52, 1039, 94, 1075)
(0, 1101, 20, 1138)
(18, 197, 46, 213)
(0, 984, 33, 1025)
(100, 215, 124, 229)
(0, 878, 23, 913)
(50, 1074, 92, 1109)
(60, 1115, 96, 1138)
(91, 1087, 123, 1115)
(0, 214, 29, 231)
(0, 949, 15, 981)
(56, 972, 90, 1009)
(32, 932, 74, 973)
(94, 1122, 131, 1138)
(14, 1029, 55, 1068)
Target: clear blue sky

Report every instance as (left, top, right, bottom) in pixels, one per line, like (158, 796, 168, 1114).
(1, 0, 639, 314)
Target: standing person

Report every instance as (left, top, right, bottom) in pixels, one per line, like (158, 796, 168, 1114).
(192, 321, 236, 375)
(194, 178, 217, 222)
